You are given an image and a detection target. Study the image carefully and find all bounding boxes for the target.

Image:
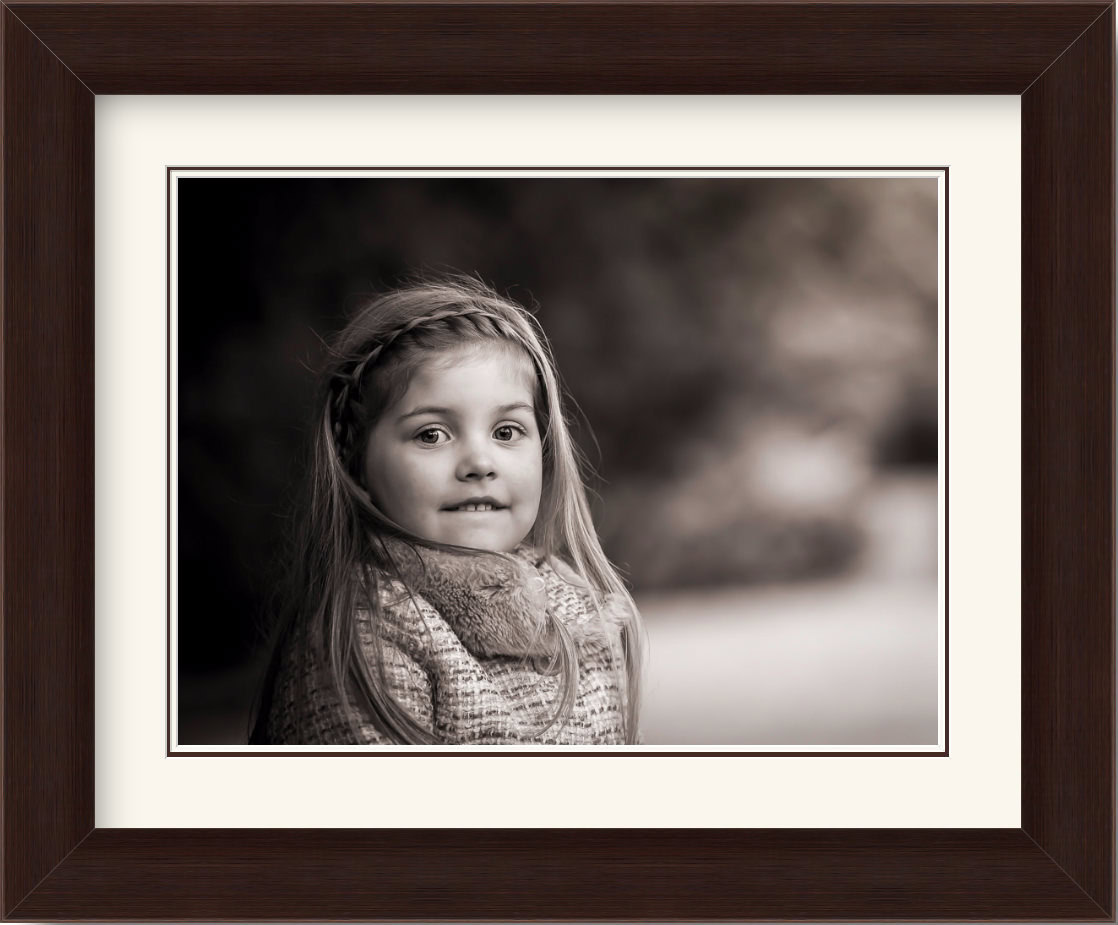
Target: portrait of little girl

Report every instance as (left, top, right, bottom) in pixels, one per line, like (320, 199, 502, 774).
(176, 175, 940, 751)
(248, 275, 645, 745)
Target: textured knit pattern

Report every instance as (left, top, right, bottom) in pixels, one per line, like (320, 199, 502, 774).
(262, 544, 632, 745)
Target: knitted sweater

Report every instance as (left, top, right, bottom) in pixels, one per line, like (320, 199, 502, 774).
(260, 541, 634, 745)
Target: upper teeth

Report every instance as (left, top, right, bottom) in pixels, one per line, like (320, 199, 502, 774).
(456, 503, 495, 512)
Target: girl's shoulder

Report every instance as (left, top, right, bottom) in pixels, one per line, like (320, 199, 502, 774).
(521, 548, 639, 646)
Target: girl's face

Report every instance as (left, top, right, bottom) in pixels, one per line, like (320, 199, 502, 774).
(363, 343, 544, 553)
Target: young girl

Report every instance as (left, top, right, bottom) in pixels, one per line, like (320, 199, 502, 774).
(250, 274, 645, 745)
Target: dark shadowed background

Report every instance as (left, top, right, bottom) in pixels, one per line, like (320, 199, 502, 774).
(177, 175, 940, 746)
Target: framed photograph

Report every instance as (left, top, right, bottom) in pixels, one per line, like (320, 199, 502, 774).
(3, 2, 1113, 921)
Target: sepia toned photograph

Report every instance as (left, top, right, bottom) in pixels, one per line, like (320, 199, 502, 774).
(172, 172, 943, 751)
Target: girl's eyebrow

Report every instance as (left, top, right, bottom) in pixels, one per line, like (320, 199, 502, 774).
(397, 402, 534, 422)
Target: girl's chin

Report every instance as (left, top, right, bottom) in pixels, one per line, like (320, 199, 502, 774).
(428, 523, 514, 552)
(404, 512, 534, 553)
(451, 536, 516, 553)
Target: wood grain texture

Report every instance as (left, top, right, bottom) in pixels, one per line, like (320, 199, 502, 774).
(9, 828, 1114, 921)
(0, 3, 96, 917)
(1021, 5, 1116, 917)
(0, 1, 1114, 921)
(4, 2, 1109, 94)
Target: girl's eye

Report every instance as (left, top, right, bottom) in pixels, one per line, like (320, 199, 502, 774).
(493, 424, 526, 442)
(415, 428, 449, 446)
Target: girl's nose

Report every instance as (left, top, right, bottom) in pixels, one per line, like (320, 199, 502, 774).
(455, 439, 496, 481)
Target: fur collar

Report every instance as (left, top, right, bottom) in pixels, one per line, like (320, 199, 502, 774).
(377, 536, 629, 659)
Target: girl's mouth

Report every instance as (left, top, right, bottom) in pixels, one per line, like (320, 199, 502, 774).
(444, 502, 506, 512)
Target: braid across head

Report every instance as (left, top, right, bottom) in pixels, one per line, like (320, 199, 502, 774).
(326, 288, 539, 471)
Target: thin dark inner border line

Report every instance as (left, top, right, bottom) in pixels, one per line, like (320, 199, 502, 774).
(166, 166, 949, 759)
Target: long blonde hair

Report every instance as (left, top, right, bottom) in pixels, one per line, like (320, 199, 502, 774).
(250, 273, 645, 744)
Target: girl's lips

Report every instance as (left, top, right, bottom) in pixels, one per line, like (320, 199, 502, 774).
(443, 502, 507, 513)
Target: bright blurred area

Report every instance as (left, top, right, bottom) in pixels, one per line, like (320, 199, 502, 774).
(177, 176, 940, 746)
(637, 471, 938, 746)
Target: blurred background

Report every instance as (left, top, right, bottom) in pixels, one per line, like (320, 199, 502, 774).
(177, 175, 940, 747)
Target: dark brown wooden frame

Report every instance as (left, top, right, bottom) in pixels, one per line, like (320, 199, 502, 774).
(2, 2, 1113, 921)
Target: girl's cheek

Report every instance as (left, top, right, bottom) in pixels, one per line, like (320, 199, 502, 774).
(409, 452, 449, 488)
